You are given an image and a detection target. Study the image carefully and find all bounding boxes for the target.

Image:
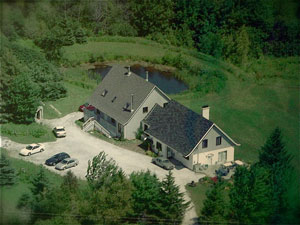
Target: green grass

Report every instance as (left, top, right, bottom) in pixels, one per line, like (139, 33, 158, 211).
(1, 123, 56, 144)
(186, 183, 212, 217)
(43, 81, 95, 119)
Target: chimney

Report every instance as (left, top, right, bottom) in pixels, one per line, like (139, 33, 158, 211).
(130, 94, 134, 112)
(145, 71, 149, 81)
(202, 105, 210, 120)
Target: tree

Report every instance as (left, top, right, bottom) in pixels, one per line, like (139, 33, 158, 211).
(258, 127, 293, 223)
(129, 0, 175, 36)
(84, 151, 133, 224)
(86, 151, 125, 189)
(0, 153, 15, 186)
(4, 73, 40, 124)
(201, 180, 228, 224)
(229, 165, 272, 224)
(31, 166, 50, 196)
(130, 170, 163, 221)
(160, 171, 190, 224)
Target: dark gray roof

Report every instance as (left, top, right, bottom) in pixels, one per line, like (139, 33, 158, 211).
(144, 100, 214, 156)
(89, 65, 155, 124)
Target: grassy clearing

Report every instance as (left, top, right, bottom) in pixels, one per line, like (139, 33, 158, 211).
(1, 123, 56, 144)
(43, 81, 95, 119)
(186, 183, 212, 217)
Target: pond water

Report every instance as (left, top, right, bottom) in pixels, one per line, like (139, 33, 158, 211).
(89, 64, 188, 94)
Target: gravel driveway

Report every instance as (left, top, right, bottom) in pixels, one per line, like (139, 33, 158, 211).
(1, 112, 204, 225)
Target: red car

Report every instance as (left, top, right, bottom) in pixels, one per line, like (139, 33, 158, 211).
(79, 103, 95, 112)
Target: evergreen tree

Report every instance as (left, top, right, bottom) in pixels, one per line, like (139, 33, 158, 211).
(4, 73, 40, 124)
(160, 171, 190, 224)
(229, 165, 272, 224)
(258, 127, 293, 223)
(0, 153, 15, 186)
(130, 170, 163, 222)
(31, 166, 50, 196)
(201, 180, 227, 224)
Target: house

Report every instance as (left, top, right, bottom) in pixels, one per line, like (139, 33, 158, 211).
(83, 65, 170, 139)
(142, 101, 240, 170)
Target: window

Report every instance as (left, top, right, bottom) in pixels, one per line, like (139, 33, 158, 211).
(218, 151, 227, 162)
(111, 118, 116, 125)
(202, 139, 208, 148)
(101, 89, 108, 97)
(100, 111, 104, 119)
(144, 124, 148, 131)
(143, 107, 148, 113)
(216, 136, 222, 145)
(163, 102, 168, 108)
(156, 141, 162, 151)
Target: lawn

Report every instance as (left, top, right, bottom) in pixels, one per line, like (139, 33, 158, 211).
(43, 80, 95, 119)
(1, 123, 56, 144)
(186, 182, 212, 218)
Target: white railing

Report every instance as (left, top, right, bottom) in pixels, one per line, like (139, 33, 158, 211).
(82, 116, 112, 138)
(94, 120, 112, 138)
(82, 117, 95, 131)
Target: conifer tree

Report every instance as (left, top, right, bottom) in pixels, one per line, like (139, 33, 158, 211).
(0, 153, 15, 186)
(258, 127, 292, 223)
(201, 179, 227, 224)
(160, 171, 190, 224)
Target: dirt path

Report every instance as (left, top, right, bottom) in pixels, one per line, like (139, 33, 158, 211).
(1, 112, 203, 224)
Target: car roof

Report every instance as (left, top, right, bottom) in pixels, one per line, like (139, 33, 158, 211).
(64, 158, 76, 161)
(29, 143, 39, 147)
(55, 126, 65, 129)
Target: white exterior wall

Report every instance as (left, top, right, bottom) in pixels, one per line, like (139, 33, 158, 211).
(195, 146, 234, 165)
(124, 88, 168, 139)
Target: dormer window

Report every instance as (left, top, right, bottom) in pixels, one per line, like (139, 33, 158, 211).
(102, 89, 108, 97)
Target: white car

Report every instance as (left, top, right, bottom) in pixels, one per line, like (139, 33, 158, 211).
(53, 126, 66, 137)
(20, 143, 45, 156)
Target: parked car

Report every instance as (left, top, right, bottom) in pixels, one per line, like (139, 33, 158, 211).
(152, 157, 174, 170)
(55, 158, 79, 170)
(53, 126, 66, 137)
(19, 143, 45, 156)
(79, 103, 95, 112)
(215, 166, 229, 176)
(45, 152, 70, 166)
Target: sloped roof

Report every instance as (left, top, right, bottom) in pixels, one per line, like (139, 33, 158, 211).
(89, 65, 156, 124)
(143, 100, 214, 156)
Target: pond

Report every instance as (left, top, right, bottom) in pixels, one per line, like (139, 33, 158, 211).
(89, 64, 188, 94)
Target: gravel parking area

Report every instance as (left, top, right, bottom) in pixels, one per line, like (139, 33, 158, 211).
(1, 112, 204, 225)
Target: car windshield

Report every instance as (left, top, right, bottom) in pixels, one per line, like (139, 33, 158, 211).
(26, 145, 33, 150)
(162, 160, 169, 163)
(62, 159, 68, 164)
(56, 128, 65, 132)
